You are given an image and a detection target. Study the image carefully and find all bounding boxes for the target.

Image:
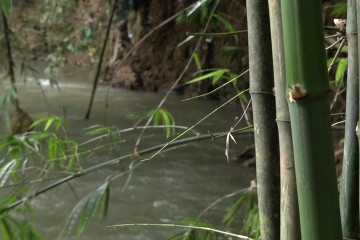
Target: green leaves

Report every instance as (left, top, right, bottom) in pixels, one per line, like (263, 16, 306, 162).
(212, 13, 238, 43)
(167, 219, 217, 240)
(223, 187, 260, 238)
(0, 0, 12, 23)
(59, 182, 110, 239)
(0, 159, 16, 187)
(0, 217, 42, 240)
(85, 125, 121, 151)
(30, 116, 68, 132)
(146, 109, 176, 138)
(193, 53, 202, 70)
(186, 69, 229, 85)
(327, 57, 348, 85)
(335, 58, 347, 84)
(0, 86, 17, 106)
(186, 0, 208, 17)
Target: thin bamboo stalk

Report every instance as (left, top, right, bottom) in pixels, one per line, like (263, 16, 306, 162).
(246, 1, 280, 239)
(281, 0, 342, 239)
(267, 0, 300, 239)
(2, 9, 19, 111)
(340, 0, 359, 238)
(85, 0, 117, 119)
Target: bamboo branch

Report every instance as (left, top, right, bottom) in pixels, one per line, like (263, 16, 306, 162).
(110, 223, 252, 239)
(186, 30, 248, 37)
(328, 38, 347, 73)
(0, 127, 252, 215)
(132, 2, 221, 156)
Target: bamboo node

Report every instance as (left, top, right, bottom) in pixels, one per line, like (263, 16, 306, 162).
(288, 84, 307, 102)
(346, 31, 358, 35)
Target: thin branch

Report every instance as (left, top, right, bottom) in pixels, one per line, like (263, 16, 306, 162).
(0, 127, 253, 215)
(132, 1, 221, 156)
(197, 189, 248, 219)
(182, 70, 249, 101)
(141, 90, 250, 162)
(326, 36, 345, 50)
(331, 120, 346, 126)
(330, 84, 346, 110)
(186, 30, 248, 37)
(110, 223, 252, 239)
(325, 33, 342, 39)
(328, 38, 347, 73)
(324, 26, 342, 32)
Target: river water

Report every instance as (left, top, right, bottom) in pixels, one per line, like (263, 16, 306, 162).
(0, 62, 254, 239)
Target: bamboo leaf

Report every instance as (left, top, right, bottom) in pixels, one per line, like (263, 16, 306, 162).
(186, 69, 229, 84)
(223, 193, 247, 225)
(0, 159, 16, 187)
(59, 183, 109, 239)
(0, 218, 14, 240)
(0, 87, 17, 106)
(167, 231, 188, 240)
(0, 0, 12, 23)
(59, 196, 88, 239)
(212, 69, 228, 85)
(85, 125, 110, 136)
(102, 184, 110, 220)
(48, 136, 57, 161)
(29, 117, 50, 130)
(193, 53, 202, 70)
(44, 118, 55, 131)
(334, 58, 347, 84)
(154, 110, 160, 126)
(186, 0, 207, 16)
(177, 35, 195, 47)
(77, 182, 109, 236)
(212, 13, 238, 43)
(160, 110, 171, 136)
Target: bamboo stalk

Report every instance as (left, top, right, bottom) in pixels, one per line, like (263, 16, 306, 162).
(281, 0, 342, 239)
(2, 9, 19, 111)
(340, 0, 359, 238)
(84, 0, 117, 119)
(246, 1, 280, 239)
(267, 1, 300, 239)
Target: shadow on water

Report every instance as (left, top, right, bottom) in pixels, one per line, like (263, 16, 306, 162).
(0, 62, 255, 239)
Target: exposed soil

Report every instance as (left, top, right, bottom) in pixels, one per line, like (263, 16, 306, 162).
(10, 0, 248, 100)
(9, 0, 346, 103)
(104, 0, 249, 100)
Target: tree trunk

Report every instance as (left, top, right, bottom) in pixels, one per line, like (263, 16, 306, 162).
(246, 1, 280, 239)
(281, 0, 342, 239)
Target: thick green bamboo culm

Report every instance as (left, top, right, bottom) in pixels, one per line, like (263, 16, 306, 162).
(246, 1, 280, 239)
(267, 0, 300, 239)
(340, 0, 359, 238)
(281, 0, 342, 239)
